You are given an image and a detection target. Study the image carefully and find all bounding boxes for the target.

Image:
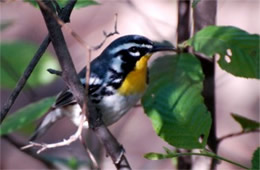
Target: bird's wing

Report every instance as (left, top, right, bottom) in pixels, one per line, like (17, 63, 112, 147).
(54, 89, 77, 108)
(54, 67, 87, 108)
(30, 66, 105, 141)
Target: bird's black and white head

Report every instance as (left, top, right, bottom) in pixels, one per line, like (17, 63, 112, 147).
(100, 35, 175, 75)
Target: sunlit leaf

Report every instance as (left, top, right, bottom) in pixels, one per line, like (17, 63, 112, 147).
(142, 54, 211, 149)
(0, 97, 55, 136)
(0, 41, 59, 89)
(74, 0, 99, 8)
(186, 26, 260, 79)
(231, 113, 260, 132)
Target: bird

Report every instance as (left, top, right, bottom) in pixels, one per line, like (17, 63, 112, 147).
(30, 35, 175, 141)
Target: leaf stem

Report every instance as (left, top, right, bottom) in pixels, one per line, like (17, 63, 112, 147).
(168, 152, 249, 169)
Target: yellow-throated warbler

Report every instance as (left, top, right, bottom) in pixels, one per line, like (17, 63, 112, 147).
(30, 35, 175, 140)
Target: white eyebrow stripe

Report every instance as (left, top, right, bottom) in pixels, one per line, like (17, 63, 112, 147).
(109, 42, 153, 54)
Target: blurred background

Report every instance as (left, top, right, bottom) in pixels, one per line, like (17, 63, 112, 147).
(0, 0, 259, 169)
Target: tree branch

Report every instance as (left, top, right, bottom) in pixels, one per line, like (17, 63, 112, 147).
(0, 0, 77, 124)
(218, 129, 260, 144)
(93, 124, 131, 169)
(38, 0, 86, 108)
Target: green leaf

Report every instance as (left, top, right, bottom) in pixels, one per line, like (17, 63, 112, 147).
(251, 147, 260, 170)
(24, 0, 38, 8)
(24, 0, 98, 9)
(186, 26, 260, 79)
(0, 97, 55, 136)
(74, 0, 99, 8)
(0, 41, 59, 89)
(17, 121, 37, 135)
(142, 54, 211, 149)
(231, 113, 260, 132)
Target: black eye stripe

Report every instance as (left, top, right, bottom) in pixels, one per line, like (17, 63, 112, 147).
(129, 47, 138, 52)
(114, 46, 150, 55)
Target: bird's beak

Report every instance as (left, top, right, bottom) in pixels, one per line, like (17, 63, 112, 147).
(151, 42, 177, 53)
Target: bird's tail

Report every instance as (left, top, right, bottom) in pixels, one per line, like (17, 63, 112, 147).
(29, 107, 64, 141)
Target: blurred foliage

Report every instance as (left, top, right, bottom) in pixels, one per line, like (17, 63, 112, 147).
(142, 54, 211, 149)
(0, 97, 55, 136)
(231, 113, 260, 132)
(192, 0, 201, 8)
(186, 26, 260, 79)
(73, 0, 99, 8)
(0, 41, 59, 89)
(24, 0, 98, 9)
(42, 156, 89, 169)
(251, 147, 260, 170)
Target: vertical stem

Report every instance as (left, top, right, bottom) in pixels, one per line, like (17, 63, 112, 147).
(193, 0, 217, 169)
(177, 0, 191, 43)
(177, 0, 192, 169)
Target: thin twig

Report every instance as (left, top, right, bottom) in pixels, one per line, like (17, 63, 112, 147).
(0, 0, 77, 124)
(85, 49, 91, 96)
(92, 13, 119, 50)
(21, 114, 86, 154)
(217, 129, 260, 144)
(47, 68, 62, 76)
(37, 0, 90, 50)
(79, 135, 99, 169)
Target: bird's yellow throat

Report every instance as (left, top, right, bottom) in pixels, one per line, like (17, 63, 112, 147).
(118, 54, 152, 95)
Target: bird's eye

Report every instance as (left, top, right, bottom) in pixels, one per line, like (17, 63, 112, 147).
(129, 47, 138, 52)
